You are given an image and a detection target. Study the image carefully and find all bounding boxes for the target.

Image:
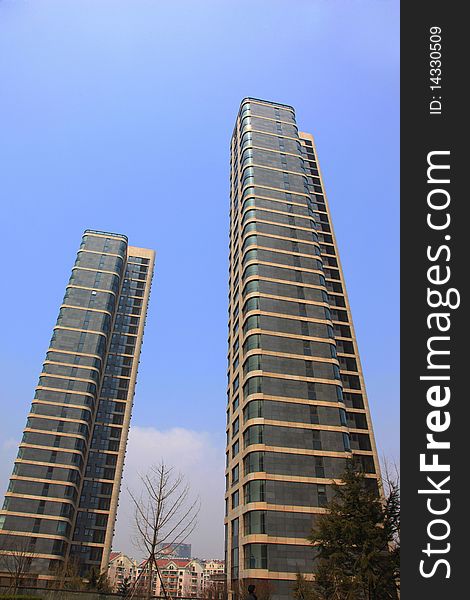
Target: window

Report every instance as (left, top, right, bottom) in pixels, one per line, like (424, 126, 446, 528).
(243, 279, 259, 295)
(244, 376, 262, 397)
(242, 186, 255, 201)
(244, 425, 263, 447)
(243, 334, 260, 354)
(308, 383, 316, 400)
(232, 464, 239, 484)
(243, 264, 259, 279)
(242, 221, 257, 236)
(244, 480, 265, 503)
(244, 510, 266, 535)
(312, 430, 322, 450)
(233, 375, 239, 393)
(232, 417, 239, 436)
(243, 315, 259, 334)
(231, 518, 239, 577)
(232, 490, 239, 509)
(244, 544, 267, 569)
(242, 235, 257, 251)
(310, 406, 319, 424)
(57, 521, 68, 535)
(318, 485, 328, 506)
(315, 457, 325, 478)
(232, 439, 239, 457)
(243, 297, 259, 314)
(244, 400, 263, 421)
(243, 249, 258, 265)
(243, 355, 261, 375)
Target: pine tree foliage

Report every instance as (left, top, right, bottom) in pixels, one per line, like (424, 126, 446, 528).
(292, 572, 314, 600)
(86, 566, 112, 592)
(308, 462, 400, 600)
(118, 576, 132, 595)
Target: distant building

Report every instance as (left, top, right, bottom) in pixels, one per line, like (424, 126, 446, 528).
(107, 553, 224, 597)
(108, 552, 138, 591)
(203, 559, 225, 583)
(134, 558, 204, 598)
(158, 542, 192, 559)
(158, 559, 204, 597)
(203, 560, 226, 600)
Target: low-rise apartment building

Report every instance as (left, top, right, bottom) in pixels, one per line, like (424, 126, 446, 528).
(108, 553, 219, 597)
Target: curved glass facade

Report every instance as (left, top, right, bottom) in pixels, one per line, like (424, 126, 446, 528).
(225, 99, 380, 600)
(0, 230, 155, 584)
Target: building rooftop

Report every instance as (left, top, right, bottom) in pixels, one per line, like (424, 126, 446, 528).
(84, 228, 128, 241)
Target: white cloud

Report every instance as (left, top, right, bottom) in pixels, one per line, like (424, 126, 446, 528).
(112, 426, 225, 560)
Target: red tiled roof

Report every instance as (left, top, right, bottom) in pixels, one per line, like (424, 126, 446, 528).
(137, 557, 201, 570)
(156, 558, 192, 568)
(109, 552, 121, 562)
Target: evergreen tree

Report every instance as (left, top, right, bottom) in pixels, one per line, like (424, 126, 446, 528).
(86, 567, 112, 592)
(308, 462, 399, 600)
(97, 571, 112, 592)
(87, 567, 99, 590)
(292, 572, 314, 600)
(118, 576, 132, 596)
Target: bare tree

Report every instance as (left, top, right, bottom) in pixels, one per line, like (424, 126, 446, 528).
(48, 555, 85, 591)
(201, 578, 227, 600)
(182, 580, 192, 598)
(127, 461, 200, 600)
(0, 535, 34, 593)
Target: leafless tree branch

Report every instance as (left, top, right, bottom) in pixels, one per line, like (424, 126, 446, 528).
(125, 460, 200, 600)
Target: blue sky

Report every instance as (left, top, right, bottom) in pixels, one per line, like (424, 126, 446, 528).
(0, 0, 399, 558)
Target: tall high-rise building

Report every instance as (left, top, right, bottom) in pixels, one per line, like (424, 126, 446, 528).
(225, 99, 381, 600)
(0, 230, 155, 584)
